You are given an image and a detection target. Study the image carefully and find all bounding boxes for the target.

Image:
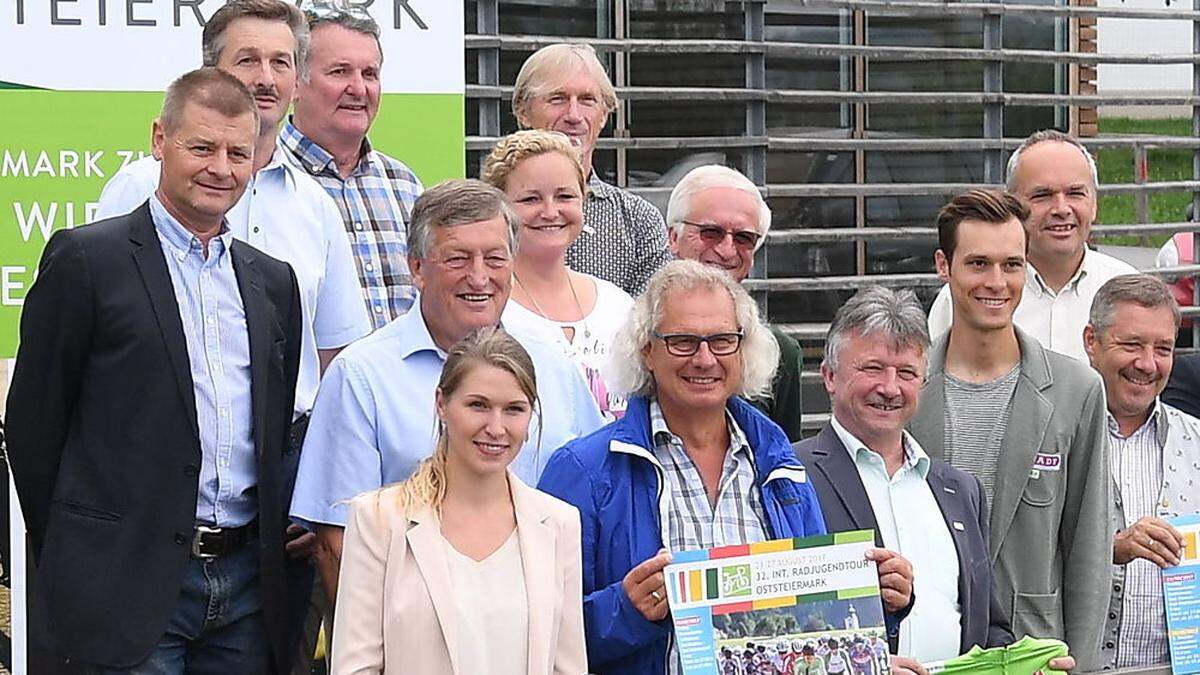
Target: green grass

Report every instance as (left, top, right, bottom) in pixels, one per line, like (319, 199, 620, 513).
(1094, 117, 1194, 247)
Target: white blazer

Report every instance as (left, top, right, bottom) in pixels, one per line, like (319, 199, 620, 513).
(331, 472, 588, 675)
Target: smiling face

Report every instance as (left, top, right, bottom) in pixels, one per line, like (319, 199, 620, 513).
(152, 101, 257, 233)
(294, 23, 381, 149)
(643, 285, 743, 414)
(1011, 140, 1097, 269)
(1085, 301, 1176, 429)
(517, 62, 608, 171)
(669, 186, 763, 282)
(411, 216, 514, 352)
(823, 330, 925, 450)
(437, 362, 533, 479)
(936, 216, 1027, 334)
(504, 151, 585, 261)
(214, 16, 298, 135)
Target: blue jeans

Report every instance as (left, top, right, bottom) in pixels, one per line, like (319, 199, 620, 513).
(99, 543, 268, 675)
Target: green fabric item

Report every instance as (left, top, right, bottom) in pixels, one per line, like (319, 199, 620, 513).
(928, 636, 1069, 675)
(753, 324, 804, 442)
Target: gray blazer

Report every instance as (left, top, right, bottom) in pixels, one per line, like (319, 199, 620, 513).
(908, 328, 1112, 670)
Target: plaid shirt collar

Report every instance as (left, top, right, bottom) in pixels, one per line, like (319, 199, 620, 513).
(280, 117, 375, 178)
(649, 398, 754, 465)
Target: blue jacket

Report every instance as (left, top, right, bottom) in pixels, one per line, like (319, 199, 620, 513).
(537, 396, 827, 675)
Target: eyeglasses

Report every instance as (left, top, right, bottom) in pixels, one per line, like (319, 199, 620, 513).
(680, 221, 762, 251)
(300, 0, 373, 21)
(653, 331, 744, 357)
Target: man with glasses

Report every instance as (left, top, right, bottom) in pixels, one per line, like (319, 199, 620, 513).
(539, 260, 912, 675)
(280, 0, 424, 328)
(512, 43, 672, 295)
(290, 180, 603, 605)
(667, 165, 804, 441)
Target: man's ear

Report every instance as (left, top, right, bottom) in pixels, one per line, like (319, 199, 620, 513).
(409, 255, 426, 293)
(151, 119, 167, 162)
(934, 249, 951, 282)
(1082, 325, 1099, 365)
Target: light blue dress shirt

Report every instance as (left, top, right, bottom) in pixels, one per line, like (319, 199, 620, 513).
(149, 195, 257, 527)
(829, 415, 962, 662)
(97, 145, 372, 419)
(289, 301, 606, 528)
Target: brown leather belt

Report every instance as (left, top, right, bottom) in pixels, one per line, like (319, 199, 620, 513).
(190, 520, 258, 560)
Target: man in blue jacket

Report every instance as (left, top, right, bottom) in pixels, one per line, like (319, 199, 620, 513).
(539, 260, 913, 674)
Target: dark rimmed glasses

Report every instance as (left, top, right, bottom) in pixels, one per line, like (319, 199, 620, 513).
(653, 331, 744, 357)
(680, 221, 761, 251)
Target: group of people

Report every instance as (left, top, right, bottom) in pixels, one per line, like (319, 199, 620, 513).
(718, 635, 891, 675)
(4, 1, 1198, 674)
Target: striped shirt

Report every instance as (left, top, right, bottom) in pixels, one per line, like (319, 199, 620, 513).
(279, 120, 423, 328)
(567, 174, 673, 296)
(943, 365, 1020, 503)
(650, 399, 768, 675)
(1109, 404, 1169, 668)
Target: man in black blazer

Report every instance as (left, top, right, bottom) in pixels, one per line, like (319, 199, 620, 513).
(794, 286, 1016, 667)
(5, 68, 305, 673)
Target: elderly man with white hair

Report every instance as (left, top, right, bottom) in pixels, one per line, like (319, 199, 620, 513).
(666, 164, 803, 440)
(512, 43, 672, 295)
(538, 260, 913, 675)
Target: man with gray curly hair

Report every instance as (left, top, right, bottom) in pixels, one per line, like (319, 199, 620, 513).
(539, 260, 911, 675)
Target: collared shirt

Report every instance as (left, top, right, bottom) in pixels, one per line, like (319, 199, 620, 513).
(149, 195, 256, 527)
(289, 301, 605, 528)
(927, 248, 1138, 361)
(649, 398, 767, 675)
(1108, 402, 1169, 668)
(566, 174, 673, 296)
(279, 119, 424, 328)
(96, 147, 372, 418)
(830, 415, 962, 663)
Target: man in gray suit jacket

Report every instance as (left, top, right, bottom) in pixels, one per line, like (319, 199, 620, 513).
(909, 190, 1111, 669)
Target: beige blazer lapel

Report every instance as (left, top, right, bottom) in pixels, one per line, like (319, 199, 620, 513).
(512, 476, 556, 675)
(406, 506, 463, 675)
(988, 330, 1054, 560)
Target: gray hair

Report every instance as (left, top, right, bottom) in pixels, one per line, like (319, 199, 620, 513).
(407, 179, 522, 260)
(1005, 129, 1098, 192)
(823, 286, 931, 371)
(300, 0, 383, 82)
(608, 260, 780, 399)
(512, 43, 619, 125)
(202, 0, 310, 79)
(665, 165, 772, 251)
(1089, 274, 1181, 335)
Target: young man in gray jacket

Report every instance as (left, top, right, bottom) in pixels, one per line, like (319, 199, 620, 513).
(909, 189, 1111, 670)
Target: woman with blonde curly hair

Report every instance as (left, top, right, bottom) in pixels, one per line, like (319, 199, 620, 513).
(331, 327, 587, 675)
(484, 129, 634, 420)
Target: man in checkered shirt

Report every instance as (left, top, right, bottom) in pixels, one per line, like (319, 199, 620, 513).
(511, 43, 673, 296)
(1085, 274, 1200, 670)
(280, 2, 424, 329)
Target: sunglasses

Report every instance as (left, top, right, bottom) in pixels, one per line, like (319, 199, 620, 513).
(653, 331, 744, 357)
(680, 221, 761, 251)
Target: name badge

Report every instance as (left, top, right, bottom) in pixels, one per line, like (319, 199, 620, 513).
(1033, 453, 1062, 471)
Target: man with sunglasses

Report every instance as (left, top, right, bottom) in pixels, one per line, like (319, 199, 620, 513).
(539, 260, 912, 675)
(667, 165, 803, 441)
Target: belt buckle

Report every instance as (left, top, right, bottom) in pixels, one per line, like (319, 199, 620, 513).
(192, 524, 222, 560)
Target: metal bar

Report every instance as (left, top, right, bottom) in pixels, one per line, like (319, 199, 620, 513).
(982, 0, 1004, 184)
(614, 180, 1200, 199)
(794, 0, 1200, 21)
(1134, 144, 1150, 226)
(466, 84, 1200, 106)
(474, 0, 500, 175)
(746, 1, 770, 290)
(744, 264, 1200, 292)
(463, 35, 1200, 66)
(854, 8, 867, 277)
(1193, 0, 1200, 348)
(767, 136, 1200, 151)
(765, 222, 1200, 244)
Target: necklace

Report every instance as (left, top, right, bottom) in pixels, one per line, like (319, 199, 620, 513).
(513, 271, 593, 347)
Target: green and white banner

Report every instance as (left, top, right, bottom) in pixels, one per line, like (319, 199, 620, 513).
(2, 2, 464, 670)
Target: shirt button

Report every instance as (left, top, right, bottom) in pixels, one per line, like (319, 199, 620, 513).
(374, 305, 383, 314)
(253, 226, 260, 234)
(1105, 641, 1115, 649)
(365, 262, 374, 271)
(354, 222, 363, 231)
(1109, 611, 1117, 620)
(174, 533, 188, 545)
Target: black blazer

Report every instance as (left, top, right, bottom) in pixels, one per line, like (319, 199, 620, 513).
(1163, 351, 1200, 419)
(5, 203, 306, 671)
(794, 425, 1014, 655)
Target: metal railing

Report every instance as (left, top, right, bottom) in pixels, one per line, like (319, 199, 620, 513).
(467, 0, 1200, 423)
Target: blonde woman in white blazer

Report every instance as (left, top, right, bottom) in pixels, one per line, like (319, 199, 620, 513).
(331, 327, 587, 675)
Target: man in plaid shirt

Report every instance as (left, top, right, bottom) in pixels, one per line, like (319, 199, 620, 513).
(281, 1, 424, 329)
